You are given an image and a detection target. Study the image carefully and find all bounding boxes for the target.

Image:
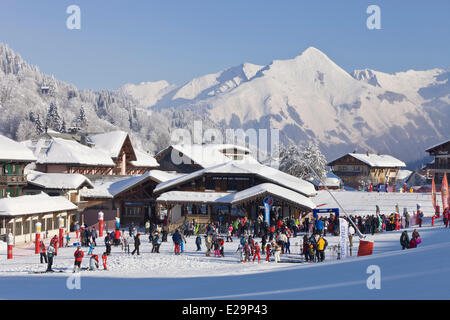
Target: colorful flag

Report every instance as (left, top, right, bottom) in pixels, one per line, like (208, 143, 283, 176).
(442, 173, 449, 211)
(431, 174, 437, 209)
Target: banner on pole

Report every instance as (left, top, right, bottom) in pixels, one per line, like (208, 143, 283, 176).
(263, 197, 273, 225)
(432, 175, 437, 209)
(339, 218, 348, 259)
(442, 173, 449, 211)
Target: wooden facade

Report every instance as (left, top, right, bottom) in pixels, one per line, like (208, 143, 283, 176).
(425, 140, 450, 185)
(79, 177, 161, 228)
(0, 161, 30, 199)
(328, 154, 402, 188)
(155, 171, 312, 229)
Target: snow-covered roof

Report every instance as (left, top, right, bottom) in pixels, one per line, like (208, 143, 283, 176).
(396, 169, 413, 181)
(0, 192, 78, 217)
(0, 135, 36, 162)
(80, 170, 179, 199)
(26, 171, 94, 190)
(154, 161, 317, 197)
(220, 183, 316, 210)
(22, 137, 115, 166)
(157, 191, 230, 204)
(155, 144, 257, 168)
(329, 153, 406, 168)
(129, 149, 159, 168)
(426, 139, 450, 152)
(89, 131, 129, 159)
(313, 190, 435, 216)
(156, 183, 316, 210)
(310, 172, 342, 188)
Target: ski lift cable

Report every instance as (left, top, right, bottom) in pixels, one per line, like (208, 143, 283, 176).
(304, 162, 366, 240)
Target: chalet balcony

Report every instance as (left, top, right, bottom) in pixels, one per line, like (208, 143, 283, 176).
(332, 171, 362, 177)
(425, 163, 450, 171)
(0, 175, 27, 185)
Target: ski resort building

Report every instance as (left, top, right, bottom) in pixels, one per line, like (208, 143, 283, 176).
(23, 171, 94, 217)
(154, 161, 317, 232)
(154, 144, 258, 173)
(327, 152, 406, 189)
(424, 139, 450, 185)
(78, 170, 179, 227)
(0, 135, 37, 198)
(0, 192, 77, 245)
(22, 130, 159, 176)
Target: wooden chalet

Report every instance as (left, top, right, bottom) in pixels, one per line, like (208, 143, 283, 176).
(328, 152, 406, 189)
(425, 139, 450, 185)
(0, 135, 37, 198)
(154, 161, 317, 231)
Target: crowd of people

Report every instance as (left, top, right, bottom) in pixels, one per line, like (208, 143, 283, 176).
(36, 202, 437, 273)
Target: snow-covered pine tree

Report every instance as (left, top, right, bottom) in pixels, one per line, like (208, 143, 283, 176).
(77, 106, 87, 128)
(279, 142, 326, 181)
(28, 111, 44, 135)
(34, 114, 44, 135)
(45, 103, 62, 132)
(60, 119, 66, 133)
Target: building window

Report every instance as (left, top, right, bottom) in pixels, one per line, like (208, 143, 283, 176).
(15, 221, 22, 236)
(46, 218, 53, 230)
(124, 207, 142, 217)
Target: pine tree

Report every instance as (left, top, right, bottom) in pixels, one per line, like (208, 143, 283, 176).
(279, 142, 326, 181)
(77, 106, 87, 128)
(46, 103, 62, 132)
(35, 114, 44, 134)
(60, 119, 66, 133)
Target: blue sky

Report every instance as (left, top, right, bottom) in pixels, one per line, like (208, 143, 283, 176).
(1, 0, 449, 90)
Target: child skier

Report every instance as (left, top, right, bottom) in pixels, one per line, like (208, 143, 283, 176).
(102, 252, 108, 270)
(226, 225, 233, 242)
(73, 246, 84, 273)
(219, 238, 225, 257)
(253, 241, 261, 262)
(214, 239, 220, 257)
(244, 241, 251, 262)
(65, 233, 70, 247)
(273, 242, 281, 263)
(195, 234, 202, 251)
(236, 244, 245, 263)
(265, 243, 271, 262)
(88, 241, 95, 255)
(89, 254, 99, 271)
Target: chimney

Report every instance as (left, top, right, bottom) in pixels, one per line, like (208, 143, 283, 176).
(366, 151, 370, 156)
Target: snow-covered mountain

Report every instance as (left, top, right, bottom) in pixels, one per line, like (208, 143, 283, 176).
(1, 42, 448, 166)
(121, 47, 449, 165)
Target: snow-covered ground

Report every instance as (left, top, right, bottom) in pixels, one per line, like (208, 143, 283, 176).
(1, 216, 450, 299)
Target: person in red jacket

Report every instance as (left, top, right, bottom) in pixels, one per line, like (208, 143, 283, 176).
(102, 252, 108, 270)
(73, 246, 84, 273)
(114, 228, 121, 246)
(50, 235, 58, 255)
(39, 240, 47, 264)
(253, 242, 261, 262)
(265, 243, 271, 262)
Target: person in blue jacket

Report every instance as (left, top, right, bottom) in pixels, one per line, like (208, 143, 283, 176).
(316, 218, 324, 236)
(172, 229, 182, 255)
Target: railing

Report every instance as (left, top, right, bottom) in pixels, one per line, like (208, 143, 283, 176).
(0, 175, 27, 185)
(332, 171, 362, 177)
(425, 164, 450, 170)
